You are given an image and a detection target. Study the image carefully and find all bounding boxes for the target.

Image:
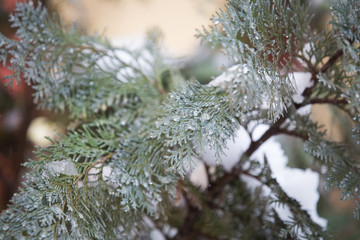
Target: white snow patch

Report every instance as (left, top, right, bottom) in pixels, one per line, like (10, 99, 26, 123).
(251, 124, 327, 228)
(297, 104, 312, 116)
(208, 64, 249, 88)
(189, 162, 208, 191)
(97, 35, 155, 83)
(102, 165, 112, 181)
(291, 72, 313, 103)
(46, 160, 78, 176)
(252, 124, 270, 142)
(150, 229, 166, 240)
(202, 126, 251, 171)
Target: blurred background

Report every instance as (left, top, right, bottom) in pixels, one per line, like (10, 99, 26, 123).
(0, 0, 359, 239)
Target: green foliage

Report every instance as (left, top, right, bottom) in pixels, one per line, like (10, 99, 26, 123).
(1, 0, 360, 239)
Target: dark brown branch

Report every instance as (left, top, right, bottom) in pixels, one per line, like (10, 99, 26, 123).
(175, 186, 202, 240)
(310, 98, 348, 105)
(302, 50, 343, 97)
(319, 49, 345, 74)
(208, 170, 241, 197)
(294, 97, 349, 109)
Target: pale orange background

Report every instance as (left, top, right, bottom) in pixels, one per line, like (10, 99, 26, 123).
(51, 0, 226, 56)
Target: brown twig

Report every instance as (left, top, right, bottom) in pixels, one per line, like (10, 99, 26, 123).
(294, 97, 349, 109)
(309, 98, 348, 105)
(302, 38, 354, 98)
(175, 185, 202, 240)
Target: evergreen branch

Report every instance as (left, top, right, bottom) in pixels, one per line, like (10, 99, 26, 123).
(302, 38, 355, 98)
(178, 116, 290, 238)
(295, 53, 317, 74)
(242, 163, 327, 239)
(73, 153, 114, 186)
(208, 40, 352, 197)
(2, 0, 360, 239)
(177, 10, 356, 236)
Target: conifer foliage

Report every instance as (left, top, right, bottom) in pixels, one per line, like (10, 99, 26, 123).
(0, 0, 359, 239)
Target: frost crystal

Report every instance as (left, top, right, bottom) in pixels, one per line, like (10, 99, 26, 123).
(201, 113, 210, 122)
